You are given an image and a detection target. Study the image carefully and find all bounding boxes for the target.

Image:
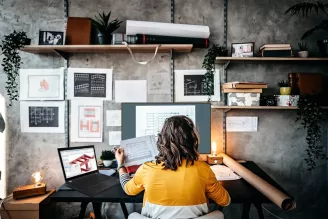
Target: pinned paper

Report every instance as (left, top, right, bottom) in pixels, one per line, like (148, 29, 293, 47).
(115, 80, 147, 103)
(106, 110, 121, 126)
(226, 117, 258, 132)
(108, 131, 121, 146)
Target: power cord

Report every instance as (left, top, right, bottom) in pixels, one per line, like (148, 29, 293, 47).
(262, 206, 284, 219)
(0, 194, 13, 219)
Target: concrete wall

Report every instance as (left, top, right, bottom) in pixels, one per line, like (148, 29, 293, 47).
(0, 0, 327, 218)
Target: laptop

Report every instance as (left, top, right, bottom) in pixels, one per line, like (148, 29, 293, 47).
(58, 145, 119, 197)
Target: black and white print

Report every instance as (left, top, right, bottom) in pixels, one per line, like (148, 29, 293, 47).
(29, 106, 59, 127)
(74, 73, 107, 97)
(184, 75, 214, 96)
(39, 31, 64, 45)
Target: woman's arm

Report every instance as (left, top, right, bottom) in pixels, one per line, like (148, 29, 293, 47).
(205, 168, 231, 206)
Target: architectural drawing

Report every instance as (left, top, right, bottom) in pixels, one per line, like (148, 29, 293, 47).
(184, 75, 213, 96)
(28, 106, 59, 127)
(69, 154, 95, 172)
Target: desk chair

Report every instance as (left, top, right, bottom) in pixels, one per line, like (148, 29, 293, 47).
(128, 210, 224, 219)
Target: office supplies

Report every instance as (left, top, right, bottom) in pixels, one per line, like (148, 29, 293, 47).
(66, 17, 91, 45)
(122, 103, 211, 154)
(57, 146, 119, 197)
(210, 165, 241, 181)
(126, 20, 210, 38)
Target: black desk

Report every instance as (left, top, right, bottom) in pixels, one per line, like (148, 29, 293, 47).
(51, 162, 291, 219)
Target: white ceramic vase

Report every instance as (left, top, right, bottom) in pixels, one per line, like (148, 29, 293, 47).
(103, 160, 113, 167)
(298, 51, 309, 58)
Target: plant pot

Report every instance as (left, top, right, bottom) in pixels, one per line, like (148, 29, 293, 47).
(318, 39, 328, 57)
(23, 38, 31, 45)
(97, 33, 112, 45)
(103, 160, 113, 167)
(218, 49, 228, 57)
(298, 51, 308, 58)
(280, 87, 291, 95)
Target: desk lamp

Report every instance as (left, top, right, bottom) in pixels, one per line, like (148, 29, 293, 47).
(13, 171, 46, 199)
(207, 141, 223, 165)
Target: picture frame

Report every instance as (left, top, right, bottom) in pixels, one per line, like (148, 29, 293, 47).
(174, 69, 220, 102)
(39, 31, 64, 45)
(70, 100, 103, 142)
(19, 68, 64, 100)
(231, 42, 254, 57)
(20, 101, 65, 133)
(67, 68, 113, 100)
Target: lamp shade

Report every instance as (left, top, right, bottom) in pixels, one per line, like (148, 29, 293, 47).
(0, 112, 5, 133)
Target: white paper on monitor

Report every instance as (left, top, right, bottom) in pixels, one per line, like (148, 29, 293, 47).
(106, 110, 121, 126)
(120, 135, 158, 167)
(210, 165, 241, 181)
(115, 80, 147, 103)
(108, 131, 121, 146)
(135, 105, 196, 137)
(226, 117, 258, 132)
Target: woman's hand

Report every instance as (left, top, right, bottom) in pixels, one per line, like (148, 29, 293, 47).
(115, 148, 125, 165)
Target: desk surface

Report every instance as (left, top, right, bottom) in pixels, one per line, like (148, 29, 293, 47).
(51, 162, 291, 204)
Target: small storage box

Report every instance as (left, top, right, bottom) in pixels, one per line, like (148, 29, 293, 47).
(276, 95, 299, 106)
(227, 93, 260, 106)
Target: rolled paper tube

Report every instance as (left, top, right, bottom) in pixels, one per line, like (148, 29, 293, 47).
(218, 153, 296, 211)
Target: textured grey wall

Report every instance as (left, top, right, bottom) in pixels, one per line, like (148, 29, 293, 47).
(0, 0, 327, 219)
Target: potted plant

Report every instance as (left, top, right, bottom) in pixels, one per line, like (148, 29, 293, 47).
(0, 30, 30, 106)
(100, 150, 115, 167)
(277, 80, 291, 95)
(90, 12, 122, 45)
(285, 1, 328, 57)
(298, 41, 309, 58)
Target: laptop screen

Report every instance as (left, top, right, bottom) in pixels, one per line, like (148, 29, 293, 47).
(58, 146, 98, 180)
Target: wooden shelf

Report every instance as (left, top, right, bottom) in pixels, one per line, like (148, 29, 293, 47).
(20, 44, 193, 59)
(211, 106, 328, 110)
(216, 57, 328, 65)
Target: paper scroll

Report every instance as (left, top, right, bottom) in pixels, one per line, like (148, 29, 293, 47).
(219, 153, 296, 211)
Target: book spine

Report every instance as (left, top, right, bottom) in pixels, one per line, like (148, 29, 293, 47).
(262, 50, 292, 57)
(223, 88, 263, 93)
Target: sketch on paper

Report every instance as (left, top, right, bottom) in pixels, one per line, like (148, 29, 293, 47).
(68, 68, 112, 100)
(20, 68, 64, 100)
(135, 105, 195, 137)
(20, 101, 65, 133)
(175, 69, 220, 102)
(71, 100, 103, 142)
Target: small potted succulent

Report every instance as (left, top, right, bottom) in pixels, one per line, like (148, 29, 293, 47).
(90, 12, 122, 45)
(277, 80, 291, 95)
(298, 41, 308, 58)
(100, 150, 115, 167)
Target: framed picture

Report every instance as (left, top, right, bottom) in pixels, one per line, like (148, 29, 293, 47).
(231, 42, 254, 57)
(39, 31, 64, 45)
(19, 68, 64, 100)
(70, 100, 103, 142)
(20, 101, 65, 133)
(67, 68, 113, 100)
(174, 69, 220, 102)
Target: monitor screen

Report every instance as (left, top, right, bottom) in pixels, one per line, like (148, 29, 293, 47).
(122, 103, 211, 154)
(58, 146, 98, 180)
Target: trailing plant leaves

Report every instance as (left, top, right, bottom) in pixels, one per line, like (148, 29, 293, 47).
(301, 19, 328, 39)
(0, 30, 28, 106)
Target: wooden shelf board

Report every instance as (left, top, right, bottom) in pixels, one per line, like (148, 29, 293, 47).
(216, 57, 328, 64)
(211, 106, 328, 110)
(20, 44, 193, 54)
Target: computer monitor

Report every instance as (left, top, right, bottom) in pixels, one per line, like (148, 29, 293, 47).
(122, 103, 211, 154)
(58, 146, 98, 181)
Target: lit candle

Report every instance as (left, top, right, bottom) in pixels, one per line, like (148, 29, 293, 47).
(211, 141, 217, 156)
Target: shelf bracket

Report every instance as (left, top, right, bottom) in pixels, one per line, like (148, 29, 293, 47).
(54, 49, 69, 60)
(224, 61, 230, 70)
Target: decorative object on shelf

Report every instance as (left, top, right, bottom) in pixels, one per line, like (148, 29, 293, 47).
(277, 80, 291, 95)
(91, 12, 122, 45)
(0, 31, 30, 106)
(66, 17, 92, 45)
(298, 41, 308, 58)
(174, 69, 220, 102)
(202, 44, 223, 101)
(260, 94, 277, 106)
(285, 1, 328, 56)
(276, 95, 299, 106)
(231, 42, 254, 57)
(296, 94, 326, 171)
(227, 93, 260, 106)
(39, 31, 64, 45)
(259, 44, 292, 57)
(100, 150, 115, 167)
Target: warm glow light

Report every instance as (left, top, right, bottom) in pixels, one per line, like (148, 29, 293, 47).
(32, 172, 43, 185)
(211, 141, 217, 156)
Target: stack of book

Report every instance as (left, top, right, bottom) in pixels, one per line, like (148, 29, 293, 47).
(259, 44, 293, 57)
(222, 82, 268, 93)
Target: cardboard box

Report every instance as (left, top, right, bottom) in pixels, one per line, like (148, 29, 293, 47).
(0, 190, 55, 219)
(66, 17, 91, 45)
(227, 93, 260, 106)
(276, 95, 299, 107)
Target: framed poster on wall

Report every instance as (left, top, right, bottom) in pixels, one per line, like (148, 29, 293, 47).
(19, 68, 64, 100)
(70, 100, 103, 142)
(20, 101, 65, 133)
(67, 68, 113, 100)
(174, 69, 220, 102)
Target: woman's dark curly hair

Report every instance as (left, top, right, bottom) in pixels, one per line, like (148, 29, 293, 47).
(155, 115, 199, 171)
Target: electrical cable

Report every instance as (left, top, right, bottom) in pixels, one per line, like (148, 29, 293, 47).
(262, 206, 284, 219)
(123, 41, 160, 65)
(0, 194, 13, 219)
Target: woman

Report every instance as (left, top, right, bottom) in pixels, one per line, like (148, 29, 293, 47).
(115, 115, 230, 219)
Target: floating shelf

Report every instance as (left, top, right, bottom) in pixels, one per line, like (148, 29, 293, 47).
(216, 57, 328, 65)
(211, 106, 328, 110)
(20, 44, 193, 59)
